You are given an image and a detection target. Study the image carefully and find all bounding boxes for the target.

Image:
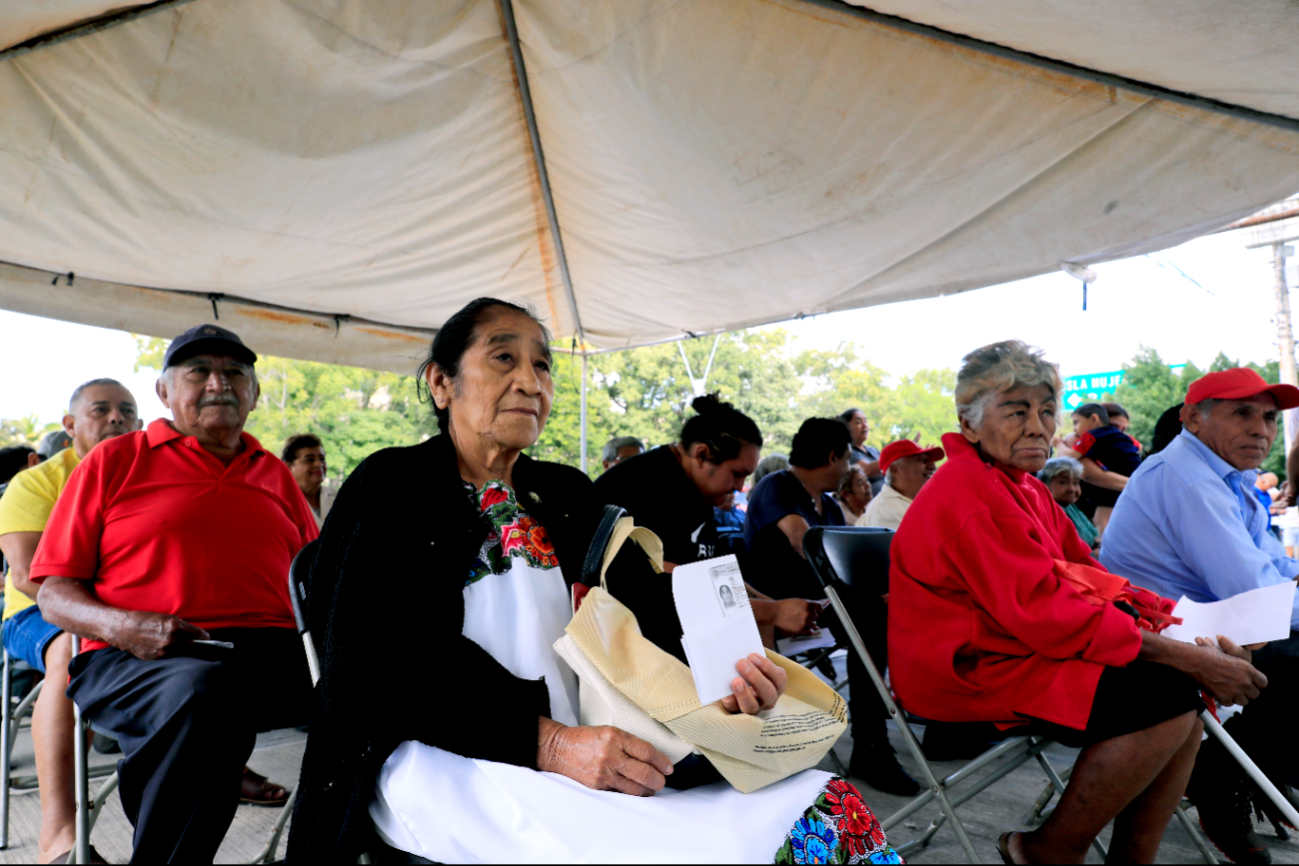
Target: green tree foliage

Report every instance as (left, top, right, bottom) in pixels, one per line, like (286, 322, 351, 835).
(0, 414, 63, 449)
(134, 337, 433, 481)
(537, 331, 959, 473)
(1108, 347, 1200, 448)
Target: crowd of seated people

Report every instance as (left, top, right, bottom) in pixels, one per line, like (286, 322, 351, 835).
(4, 300, 1298, 865)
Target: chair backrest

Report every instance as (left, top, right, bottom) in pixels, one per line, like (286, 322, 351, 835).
(289, 538, 320, 637)
(803, 525, 893, 592)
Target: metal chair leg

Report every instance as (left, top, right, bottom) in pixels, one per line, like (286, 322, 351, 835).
(71, 636, 90, 865)
(1022, 763, 1071, 825)
(1175, 799, 1222, 864)
(827, 584, 984, 864)
(1, 648, 10, 850)
(249, 785, 297, 863)
(86, 770, 119, 837)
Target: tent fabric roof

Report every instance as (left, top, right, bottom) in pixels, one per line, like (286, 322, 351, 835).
(2, 0, 1299, 374)
(844, 0, 1299, 123)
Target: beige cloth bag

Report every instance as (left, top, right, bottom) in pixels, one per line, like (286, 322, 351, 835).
(552, 517, 848, 794)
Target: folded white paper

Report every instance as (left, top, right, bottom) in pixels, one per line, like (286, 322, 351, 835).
(776, 628, 837, 658)
(672, 555, 767, 705)
(1163, 581, 1296, 647)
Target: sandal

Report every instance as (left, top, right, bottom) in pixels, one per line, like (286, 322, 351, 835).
(240, 767, 290, 807)
(997, 831, 1018, 865)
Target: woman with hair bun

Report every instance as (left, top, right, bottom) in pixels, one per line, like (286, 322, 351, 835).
(595, 394, 823, 645)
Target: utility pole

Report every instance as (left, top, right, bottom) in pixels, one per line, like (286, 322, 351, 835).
(1239, 197, 1299, 453)
(1274, 242, 1298, 452)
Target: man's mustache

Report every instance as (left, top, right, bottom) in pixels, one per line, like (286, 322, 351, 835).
(197, 396, 239, 408)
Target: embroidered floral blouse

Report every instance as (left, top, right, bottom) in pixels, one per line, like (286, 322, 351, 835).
(466, 480, 559, 585)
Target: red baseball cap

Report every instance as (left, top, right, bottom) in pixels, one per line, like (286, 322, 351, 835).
(879, 440, 945, 474)
(1184, 368, 1299, 410)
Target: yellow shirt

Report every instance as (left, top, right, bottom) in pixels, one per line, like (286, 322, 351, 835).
(0, 447, 80, 620)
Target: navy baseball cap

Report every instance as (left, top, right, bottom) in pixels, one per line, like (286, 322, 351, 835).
(163, 324, 258, 369)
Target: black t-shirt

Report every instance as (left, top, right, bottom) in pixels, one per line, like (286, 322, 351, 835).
(742, 469, 844, 599)
(593, 446, 720, 566)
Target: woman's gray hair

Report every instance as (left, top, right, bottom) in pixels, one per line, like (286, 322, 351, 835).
(955, 340, 1061, 428)
(1037, 456, 1083, 484)
(837, 463, 866, 494)
(601, 436, 645, 463)
(751, 453, 790, 487)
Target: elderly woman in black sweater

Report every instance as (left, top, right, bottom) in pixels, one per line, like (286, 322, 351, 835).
(286, 298, 898, 864)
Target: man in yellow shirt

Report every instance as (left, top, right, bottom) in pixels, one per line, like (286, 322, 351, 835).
(0, 378, 139, 864)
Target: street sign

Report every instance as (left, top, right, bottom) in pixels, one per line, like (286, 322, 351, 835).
(1061, 365, 1185, 411)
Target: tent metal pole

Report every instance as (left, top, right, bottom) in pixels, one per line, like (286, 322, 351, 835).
(580, 352, 589, 474)
(0, 0, 201, 64)
(497, 0, 587, 345)
(795, 0, 1299, 134)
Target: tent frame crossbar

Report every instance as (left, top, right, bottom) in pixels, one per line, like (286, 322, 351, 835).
(798, 0, 1299, 134)
(0, 0, 201, 64)
(0, 259, 438, 343)
(497, 0, 586, 347)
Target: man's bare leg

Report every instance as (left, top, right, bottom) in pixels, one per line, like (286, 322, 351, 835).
(1010, 710, 1198, 864)
(32, 632, 76, 863)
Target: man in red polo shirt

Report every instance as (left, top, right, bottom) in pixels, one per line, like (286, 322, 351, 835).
(32, 324, 318, 862)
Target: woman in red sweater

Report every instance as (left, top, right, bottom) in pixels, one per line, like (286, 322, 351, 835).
(888, 341, 1269, 865)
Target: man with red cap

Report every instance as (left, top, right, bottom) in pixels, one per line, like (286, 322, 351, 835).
(856, 439, 944, 530)
(1103, 367, 1299, 863)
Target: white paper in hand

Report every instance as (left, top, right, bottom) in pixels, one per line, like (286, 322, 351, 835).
(672, 555, 767, 705)
(1162, 581, 1296, 647)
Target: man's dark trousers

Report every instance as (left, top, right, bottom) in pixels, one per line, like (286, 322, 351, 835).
(66, 627, 312, 863)
(1222, 630, 1299, 787)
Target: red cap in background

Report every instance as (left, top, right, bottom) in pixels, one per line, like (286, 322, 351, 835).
(879, 440, 945, 474)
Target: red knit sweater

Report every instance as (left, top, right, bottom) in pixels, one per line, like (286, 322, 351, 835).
(888, 433, 1145, 730)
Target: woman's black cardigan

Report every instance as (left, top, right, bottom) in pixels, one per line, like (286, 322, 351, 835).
(285, 434, 679, 862)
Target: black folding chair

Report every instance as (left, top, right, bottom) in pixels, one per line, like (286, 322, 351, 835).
(289, 538, 322, 687)
(803, 525, 1089, 864)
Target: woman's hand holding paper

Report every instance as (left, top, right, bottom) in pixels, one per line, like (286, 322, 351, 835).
(720, 653, 788, 715)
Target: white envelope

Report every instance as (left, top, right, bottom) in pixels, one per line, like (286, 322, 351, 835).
(672, 555, 767, 705)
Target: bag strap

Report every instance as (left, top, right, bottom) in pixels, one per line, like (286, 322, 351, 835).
(579, 505, 665, 590)
(581, 505, 628, 588)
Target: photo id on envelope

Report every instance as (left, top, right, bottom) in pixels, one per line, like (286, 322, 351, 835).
(672, 555, 767, 705)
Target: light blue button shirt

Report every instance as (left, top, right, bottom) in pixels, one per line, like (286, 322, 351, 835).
(1101, 429, 1299, 630)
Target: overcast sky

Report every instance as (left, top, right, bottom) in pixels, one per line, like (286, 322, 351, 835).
(1, 226, 1291, 428)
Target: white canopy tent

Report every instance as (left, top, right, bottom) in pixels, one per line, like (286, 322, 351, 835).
(2, 0, 1299, 378)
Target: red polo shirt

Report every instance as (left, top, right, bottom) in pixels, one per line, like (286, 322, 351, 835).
(31, 419, 319, 654)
